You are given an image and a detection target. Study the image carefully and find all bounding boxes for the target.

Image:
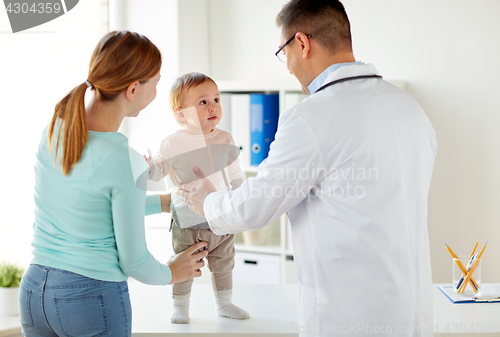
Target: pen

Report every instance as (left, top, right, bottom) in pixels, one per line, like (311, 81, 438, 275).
(455, 254, 477, 291)
(445, 244, 479, 291)
(459, 242, 487, 293)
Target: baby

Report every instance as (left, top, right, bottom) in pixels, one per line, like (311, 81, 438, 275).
(147, 72, 249, 324)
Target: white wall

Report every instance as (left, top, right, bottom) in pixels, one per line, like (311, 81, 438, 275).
(0, 0, 108, 269)
(115, 0, 181, 262)
(176, 0, 293, 81)
(118, 0, 180, 153)
(343, 0, 500, 283)
(185, 0, 500, 283)
(178, 0, 211, 75)
(209, 0, 293, 81)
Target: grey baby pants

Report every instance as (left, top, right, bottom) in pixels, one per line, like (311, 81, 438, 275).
(171, 220, 235, 296)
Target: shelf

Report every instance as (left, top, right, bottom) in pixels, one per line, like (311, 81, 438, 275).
(217, 79, 303, 93)
(218, 79, 405, 92)
(210, 81, 300, 284)
(243, 166, 259, 173)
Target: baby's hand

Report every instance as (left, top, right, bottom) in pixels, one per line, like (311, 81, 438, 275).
(143, 154, 153, 172)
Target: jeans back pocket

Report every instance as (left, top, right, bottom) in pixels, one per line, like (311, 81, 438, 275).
(54, 294, 109, 337)
(19, 286, 34, 327)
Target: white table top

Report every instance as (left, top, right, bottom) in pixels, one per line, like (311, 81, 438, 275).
(129, 281, 298, 336)
(0, 317, 22, 337)
(130, 282, 500, 336)
(2, 283, 500, 336)
(434, 284, 500, 335)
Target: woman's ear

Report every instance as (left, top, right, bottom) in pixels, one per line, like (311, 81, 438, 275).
(174, 108, 186, 121)
(125, 81, 140, 100)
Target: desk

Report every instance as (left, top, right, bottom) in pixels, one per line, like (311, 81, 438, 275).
(2, 284, 500, 336)
(130, 282, 500, 336)
(434, 284, 500, 335)
(0, 317, 22, 337)
(130, 281, 297, 337)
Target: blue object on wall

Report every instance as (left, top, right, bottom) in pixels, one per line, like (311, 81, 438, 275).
(250, 93, 279, 166)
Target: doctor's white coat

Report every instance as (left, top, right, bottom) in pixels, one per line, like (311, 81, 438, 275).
(205, 63, 437, 336)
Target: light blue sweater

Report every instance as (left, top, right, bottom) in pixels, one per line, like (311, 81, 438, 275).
(31, 121, 172, 285)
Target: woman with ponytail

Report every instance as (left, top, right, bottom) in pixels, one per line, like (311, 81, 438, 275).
(20, 31, 208, 337)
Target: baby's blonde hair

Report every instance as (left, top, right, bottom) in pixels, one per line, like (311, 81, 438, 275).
(169, 72, 216, 125)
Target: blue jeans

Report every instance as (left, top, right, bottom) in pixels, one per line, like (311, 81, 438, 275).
(19, 264, 132, 337)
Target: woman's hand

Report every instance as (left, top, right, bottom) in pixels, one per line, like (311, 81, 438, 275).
(167, 241, 208, 284)
(177, 166, 217, 216)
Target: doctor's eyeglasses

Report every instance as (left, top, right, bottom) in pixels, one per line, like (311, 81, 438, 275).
(275, 33, 312, 63)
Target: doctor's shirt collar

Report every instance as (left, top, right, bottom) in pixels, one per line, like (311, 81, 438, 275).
(308, 61, 364, 94)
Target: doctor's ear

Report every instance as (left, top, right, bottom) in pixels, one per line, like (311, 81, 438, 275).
(174, 108, 186, 121)
(295, 32, 311, 58)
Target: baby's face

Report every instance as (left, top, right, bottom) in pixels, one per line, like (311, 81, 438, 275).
(181, 80, 222, 134)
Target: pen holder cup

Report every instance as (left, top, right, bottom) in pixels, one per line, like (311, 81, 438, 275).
(453, 257, 481, 296)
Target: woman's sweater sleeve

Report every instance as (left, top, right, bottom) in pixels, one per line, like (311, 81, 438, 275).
(94, 141, 172, 285)
(145, 195, 162, 216)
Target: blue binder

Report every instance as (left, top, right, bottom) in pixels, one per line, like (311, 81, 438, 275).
(250, 93, 279, 166)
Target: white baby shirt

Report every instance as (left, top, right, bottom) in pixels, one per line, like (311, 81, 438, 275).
(149, 127, 245, 228)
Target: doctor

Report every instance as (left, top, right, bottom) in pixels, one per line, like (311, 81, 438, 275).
(179, 0, 437, 336)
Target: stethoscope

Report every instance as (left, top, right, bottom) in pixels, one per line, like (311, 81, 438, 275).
(315, 74, 382, 93)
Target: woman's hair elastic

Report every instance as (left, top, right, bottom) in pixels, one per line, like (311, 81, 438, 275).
(85, 80, 92, 88)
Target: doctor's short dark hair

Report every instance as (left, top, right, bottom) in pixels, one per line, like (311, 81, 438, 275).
(276, 0, 352, 53)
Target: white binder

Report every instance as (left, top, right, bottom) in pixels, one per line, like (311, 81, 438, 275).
(218, 93, 232, 132)
(230, 94, 251, 167)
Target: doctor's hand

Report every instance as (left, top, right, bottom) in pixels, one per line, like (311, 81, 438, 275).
(167, 241, 208, 285)
(177, 166, 217, 216)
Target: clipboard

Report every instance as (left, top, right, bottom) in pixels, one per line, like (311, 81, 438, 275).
(438, 284, 500, 303)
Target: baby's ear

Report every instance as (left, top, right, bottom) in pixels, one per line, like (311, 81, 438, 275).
(174, 108, 186, 121)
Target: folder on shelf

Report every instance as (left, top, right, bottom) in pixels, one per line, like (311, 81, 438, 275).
(250, 93, 279, 166)
(437, 284, 500, 303)
(218, 93, 232, 132)
(230, 94, 251, 167)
